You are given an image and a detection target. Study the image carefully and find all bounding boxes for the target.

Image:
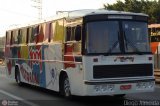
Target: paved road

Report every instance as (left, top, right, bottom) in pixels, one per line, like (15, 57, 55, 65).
(0, 66, 160, 106)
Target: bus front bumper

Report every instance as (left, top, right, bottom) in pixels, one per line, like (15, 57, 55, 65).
(82, 78, 155, 96)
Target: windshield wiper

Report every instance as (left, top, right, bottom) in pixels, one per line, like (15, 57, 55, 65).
(123, 31, 142, 55)
(107, 40, 119, 54)
(107, 31, 120, 54)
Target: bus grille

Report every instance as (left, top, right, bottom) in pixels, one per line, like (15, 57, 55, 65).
(93, 64, 153, 79)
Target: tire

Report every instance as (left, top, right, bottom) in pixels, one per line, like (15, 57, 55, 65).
(61, 74, 72, 98)
(15, 68, 22, 86)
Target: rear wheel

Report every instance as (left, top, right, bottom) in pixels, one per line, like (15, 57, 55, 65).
(15, 67, 22, 86)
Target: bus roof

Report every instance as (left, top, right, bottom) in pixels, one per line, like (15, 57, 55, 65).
(7, 9, 148, 31)
(148, 24, 160, 28)
(58, 9, 148, 19)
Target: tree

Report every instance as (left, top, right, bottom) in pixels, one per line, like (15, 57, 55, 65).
(104, 0, 160, 24)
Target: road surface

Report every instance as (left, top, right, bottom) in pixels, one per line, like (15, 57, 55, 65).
(0, 66, 159, 106)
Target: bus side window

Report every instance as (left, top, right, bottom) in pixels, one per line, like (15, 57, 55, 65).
(30, 26, 38, 43)
(18, 29, 22, 44)
(74, 25, 82, 54)
(151, 36, 160, 42)
(75, 25, 81, 41)
(35, 25, 40, 43)
(37, 24, 44, 43)
(48, 22, 52, 42)
(53, 20, 64, 42)
(26, 28, 29, 44)
(51, 21, 56, 42)
(17, 28, 27, 44)
(22, 28, 27, 44)
(28, 27, 33, 44)
(44, 22, 52, 43)
(13, 30, 19, 45)
(6, 31, 10, 45)
(66, 25, 82, 41)
(10, 31, 13, 45)
(66, 27, 71, 41)
(5, 32, 8, 45)
(7, 31, 10, 45)
(31, 26, 34, 40)
(66, 25, 82, 54)
(70, 27, 75, 41)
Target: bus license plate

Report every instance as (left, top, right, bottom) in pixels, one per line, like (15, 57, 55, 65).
(120, 85, 132, 90)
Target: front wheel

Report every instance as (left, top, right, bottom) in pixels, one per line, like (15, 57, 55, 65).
(61, 75, 72, 98)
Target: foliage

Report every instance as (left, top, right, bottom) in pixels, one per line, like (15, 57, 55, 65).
(104, 0, 160, 24)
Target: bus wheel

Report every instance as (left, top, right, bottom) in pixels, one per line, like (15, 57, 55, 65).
(15, 68, 22, 86)
(61, 74, 71, 98)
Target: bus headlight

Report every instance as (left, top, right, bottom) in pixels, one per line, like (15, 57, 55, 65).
(136, 82, 154, 90)
(94, 84, 115, 93)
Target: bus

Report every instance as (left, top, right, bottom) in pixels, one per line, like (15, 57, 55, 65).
(5, 9, 154, 97)
(148, 24, 160, 69)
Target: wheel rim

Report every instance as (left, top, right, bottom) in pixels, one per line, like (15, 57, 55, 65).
(64, 78, 70, 97)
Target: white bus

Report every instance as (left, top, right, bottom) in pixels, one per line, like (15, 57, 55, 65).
(5, 9, 154, 97)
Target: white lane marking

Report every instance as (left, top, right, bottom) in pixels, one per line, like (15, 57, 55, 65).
(0, 89, 39, 106)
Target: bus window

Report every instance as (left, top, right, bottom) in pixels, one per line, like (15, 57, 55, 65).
(18, 29, 21, 44)
(10, 31, 13, 45)
(44, 22, 53, 43)
(36, 24, 44, 43)
(66, 27, 71, 41)
(70, 27, 75, 41)
(65, 25, 82, 54)
(51, 22, 56, 42)
(5, 31, 8, 45)
(75, 25, 81, 41)
(74, 25, 82, 54)
(12, 30, 18, 45)
(66, 26, 75, 41)
(34, 25, 39, 43)
(28, 27, 32, 44)
(22, 28, 27, 44)
(44, 23, 49, 43)
(53, 20, 64, 42)
(26, 28, 30, 44)
(151, 36, 160, 42)
(30, 25, 39, 43)
(48, 22, 52, 42)
(6, 31, 11, 45)
(66, 25, 82, 42)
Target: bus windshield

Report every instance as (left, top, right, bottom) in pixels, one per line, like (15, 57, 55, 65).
(122, 21, 150, 53)
(86, 21, 150, 54)
(86, 21, 120, 54)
